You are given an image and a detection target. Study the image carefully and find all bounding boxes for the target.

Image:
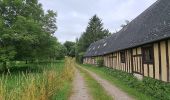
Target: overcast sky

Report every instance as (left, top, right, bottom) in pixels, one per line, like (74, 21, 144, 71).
(39, 0, 157, 43)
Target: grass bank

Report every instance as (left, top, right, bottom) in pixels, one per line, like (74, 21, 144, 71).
(0, 58, 75, 100)
(77, 66, 113, 100)
(81, 64, 154, 100)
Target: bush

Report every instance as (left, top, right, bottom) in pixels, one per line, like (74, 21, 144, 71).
(98, 67, 170, 100)
(141, 77, 170, 100)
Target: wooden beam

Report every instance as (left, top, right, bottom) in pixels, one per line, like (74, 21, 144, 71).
(131, 49, 134, 73)
(158, 42, 162, 80)
(153, 44, 155, 79)
(166, 40, 169, 82)
(148, 64, 149, 77)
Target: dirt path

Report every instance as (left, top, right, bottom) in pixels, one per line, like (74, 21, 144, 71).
(69, 69, 92, 100)
(80, 66, 134, 100)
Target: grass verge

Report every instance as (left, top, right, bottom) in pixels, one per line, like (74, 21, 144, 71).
(81, 64, 154, 100)
(77, 66, 113, 100)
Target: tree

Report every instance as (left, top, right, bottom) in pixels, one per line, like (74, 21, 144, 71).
(0, 0, 62, 69)
(43, 10, 57, 35)
(55, 43, 67, 59)
(121, 20, 130, 28)
(69, 45, 76, 57)
(0, 16, 16, 68)
(77, 15, 111, 52)
(12, 16, 44, 62)
(64, 41, 76, 57)
(0, 0, 45, 64)
(76, 15, 111, 63)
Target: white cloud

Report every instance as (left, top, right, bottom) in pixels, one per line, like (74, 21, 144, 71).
(39, 0, 157, 43)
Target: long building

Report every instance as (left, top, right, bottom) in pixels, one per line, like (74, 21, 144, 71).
(83, 0, 170, 82)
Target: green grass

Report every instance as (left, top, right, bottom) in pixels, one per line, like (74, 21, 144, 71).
(0, 61, 64, 91)
(52, 81, 72, 100)
(77, 66, 113, 100)
(81, 64, 153, 100)
(0, 59, 74, 100)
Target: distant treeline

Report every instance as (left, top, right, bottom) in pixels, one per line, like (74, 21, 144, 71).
(63, 15, 111, 63)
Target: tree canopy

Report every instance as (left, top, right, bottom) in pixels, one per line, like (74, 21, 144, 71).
(76, 15, 111, 63)
(0, 0, 65, 68)
(64, 41, 76, 57)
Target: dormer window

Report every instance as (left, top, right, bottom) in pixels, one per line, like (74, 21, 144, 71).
(103, 43, 107, 47)
(98, 45, 100, 48)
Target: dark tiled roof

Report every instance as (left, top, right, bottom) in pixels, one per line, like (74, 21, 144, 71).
(84, 0, 170, 57)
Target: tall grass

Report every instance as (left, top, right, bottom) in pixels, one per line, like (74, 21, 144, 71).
(0, 58, 75, 100)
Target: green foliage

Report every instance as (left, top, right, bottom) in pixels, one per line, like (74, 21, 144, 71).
(83, 65, 170, 100)
(141, 78, 170, 100)
(76, 15, 111, 53)
(55, 43, 67, 60)
(69, 45, 76, 57)
(64, 41, 76, 57)
(0, 0, 65, 68)
(76, 15, 111, 62)
(76, 52, 85, 64)
(0, 46, 16, 62)
(43, 10, 57, 34)
(104, 69, 170, 100)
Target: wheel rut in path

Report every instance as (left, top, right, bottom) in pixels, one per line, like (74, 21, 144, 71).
(80, 66, 134, 100)
(69, 69, 92, 100)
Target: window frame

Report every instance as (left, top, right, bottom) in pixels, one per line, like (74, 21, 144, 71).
(142, 45, 154, 64)
(120, 51, 126, 63)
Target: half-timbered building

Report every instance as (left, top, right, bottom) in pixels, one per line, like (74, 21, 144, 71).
(83, 0, 170, 82)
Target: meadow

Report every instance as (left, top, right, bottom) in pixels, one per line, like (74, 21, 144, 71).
(0, 58, 75, 100)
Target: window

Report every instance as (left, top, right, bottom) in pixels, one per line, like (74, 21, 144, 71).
(98, 45, 100, 48)
(120, 51, 125, 63)
(103, 43, 107, 47)
(143, 45, 153, 63)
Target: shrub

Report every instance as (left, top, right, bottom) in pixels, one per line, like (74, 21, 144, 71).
(141, 77, 170, 100)
(97, 67, 170, 100)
